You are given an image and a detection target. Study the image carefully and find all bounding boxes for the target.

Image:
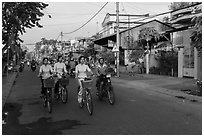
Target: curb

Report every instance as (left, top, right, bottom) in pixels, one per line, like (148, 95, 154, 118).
(2, 72, 18, 109)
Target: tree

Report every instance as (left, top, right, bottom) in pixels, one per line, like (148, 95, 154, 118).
(129, 27, 160, 63)
(191, 15, 202, 53)
(169, 2, 200, 10)
(2, 2, 48, 52)
(82, 40, 97, 58)
(99, 48, 115, 64)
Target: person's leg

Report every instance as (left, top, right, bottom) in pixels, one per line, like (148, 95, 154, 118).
(77, 79, 83, 102)
(96, 77, 99, 88)
(78, 79, 83, 94)
(54, 81, 59, 94)
(41, 78, 46, 96)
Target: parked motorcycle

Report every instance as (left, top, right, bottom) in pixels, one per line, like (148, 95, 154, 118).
(96, 74, 115, 105)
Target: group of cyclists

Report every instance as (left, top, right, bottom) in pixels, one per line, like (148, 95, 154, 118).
(38, 55, 109, 103)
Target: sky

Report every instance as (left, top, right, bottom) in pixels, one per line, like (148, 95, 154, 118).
(18, 2, 172, 51)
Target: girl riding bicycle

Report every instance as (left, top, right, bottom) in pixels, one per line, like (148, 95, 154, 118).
(75, 56, 94, 103)
(38, 57, 53, 96)
(54, 55, 68, 95)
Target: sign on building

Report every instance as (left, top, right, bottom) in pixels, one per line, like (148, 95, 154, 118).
(108, 40, 114, 47)
(112, 45, 119, 52)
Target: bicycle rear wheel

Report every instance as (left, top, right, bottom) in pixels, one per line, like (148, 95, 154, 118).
(86, 89, 93, 115)
(61, 86, 68, 104)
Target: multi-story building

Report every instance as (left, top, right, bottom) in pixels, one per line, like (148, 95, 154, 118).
(100, 13, 148, 37)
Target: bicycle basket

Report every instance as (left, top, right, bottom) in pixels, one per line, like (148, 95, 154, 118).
(59, 77, 69, 86)
(44, 78, 55, 88)
(82, 79, 93, 89)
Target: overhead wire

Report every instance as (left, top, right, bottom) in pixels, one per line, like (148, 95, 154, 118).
(63, 2, 108, 35)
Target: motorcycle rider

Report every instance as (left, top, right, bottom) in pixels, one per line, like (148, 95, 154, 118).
(95, 57, 108, 93)
(31, 58, 37, 70)
(54, 55, 68, 96)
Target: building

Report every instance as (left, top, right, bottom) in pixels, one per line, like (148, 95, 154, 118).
(100, 13, 149, 37)
(169, 3, 202, 79)
(94, 19, 175, 69)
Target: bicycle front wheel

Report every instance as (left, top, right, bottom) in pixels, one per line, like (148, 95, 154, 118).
(47, 89, 52, 113)
(61, 86, 68, 104)
(78, 87, 84, 108)
(86, 88, 93, 115)
(107, 86, 115, 105)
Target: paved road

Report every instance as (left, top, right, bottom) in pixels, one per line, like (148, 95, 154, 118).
(2, 66, 202, 135)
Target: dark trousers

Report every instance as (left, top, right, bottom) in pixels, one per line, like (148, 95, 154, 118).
(96, 75, 104, 88)
(54, 81, 59, 94)
(40, 78, 46, 95)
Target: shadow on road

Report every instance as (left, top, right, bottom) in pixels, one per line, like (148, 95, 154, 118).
(2, 103, 87, 135)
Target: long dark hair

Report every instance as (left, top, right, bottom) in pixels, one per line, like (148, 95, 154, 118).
(42, 57, 48, 64)
(78, 56, 85, 63)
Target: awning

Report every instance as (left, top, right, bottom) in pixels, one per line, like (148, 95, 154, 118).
(93, 33, 116, 45)
(164, 26, 189, 33)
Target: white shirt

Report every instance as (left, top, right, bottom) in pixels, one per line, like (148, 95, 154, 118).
(54, 62, 67, 74)
(75, 64, 91, 78)
(39, 65, 53, 79)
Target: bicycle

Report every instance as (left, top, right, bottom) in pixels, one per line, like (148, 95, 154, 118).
(42, 76, 55, 113)
(77, 76, 94, 115)
(55, 73, 69, 104)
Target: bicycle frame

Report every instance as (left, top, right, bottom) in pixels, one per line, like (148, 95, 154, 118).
(78, 77, 93, 115)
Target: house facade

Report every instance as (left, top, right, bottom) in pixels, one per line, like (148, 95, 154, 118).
(170, 3, 202, 79)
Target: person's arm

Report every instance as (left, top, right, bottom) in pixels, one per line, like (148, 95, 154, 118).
(63, 63, 67, 73)
(54, 63, 57, 74)
(75, 65, 78, 78)
(86, 65, 93, 75)
(49, 65, 53, 74)
(38, 66, 43, 77)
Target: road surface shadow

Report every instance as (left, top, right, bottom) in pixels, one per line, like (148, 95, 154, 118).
(2, 103, 87, 135)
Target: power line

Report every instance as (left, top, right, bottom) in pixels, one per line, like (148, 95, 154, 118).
(55, 33, 61, 41)
(63, 2, 108, 35)
(132, 2, 202, 22)
(124, 3, 154, 15)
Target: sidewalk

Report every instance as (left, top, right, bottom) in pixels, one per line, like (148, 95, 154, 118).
(2, 71, 18, 109)
(113, 72, 202, 103)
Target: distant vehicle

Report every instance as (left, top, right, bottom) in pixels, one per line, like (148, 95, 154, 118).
(8, 62, 14, 73)
(19, 61, 25, 72)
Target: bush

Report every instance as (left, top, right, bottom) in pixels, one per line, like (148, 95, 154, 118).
(155, 50, 178, 76)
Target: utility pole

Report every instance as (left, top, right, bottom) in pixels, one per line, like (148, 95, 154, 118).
(60, 31, 64, 56)
(128, 15, 130, 48)
(96, 22, 98, 33)
(116, 2, 120, 77)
